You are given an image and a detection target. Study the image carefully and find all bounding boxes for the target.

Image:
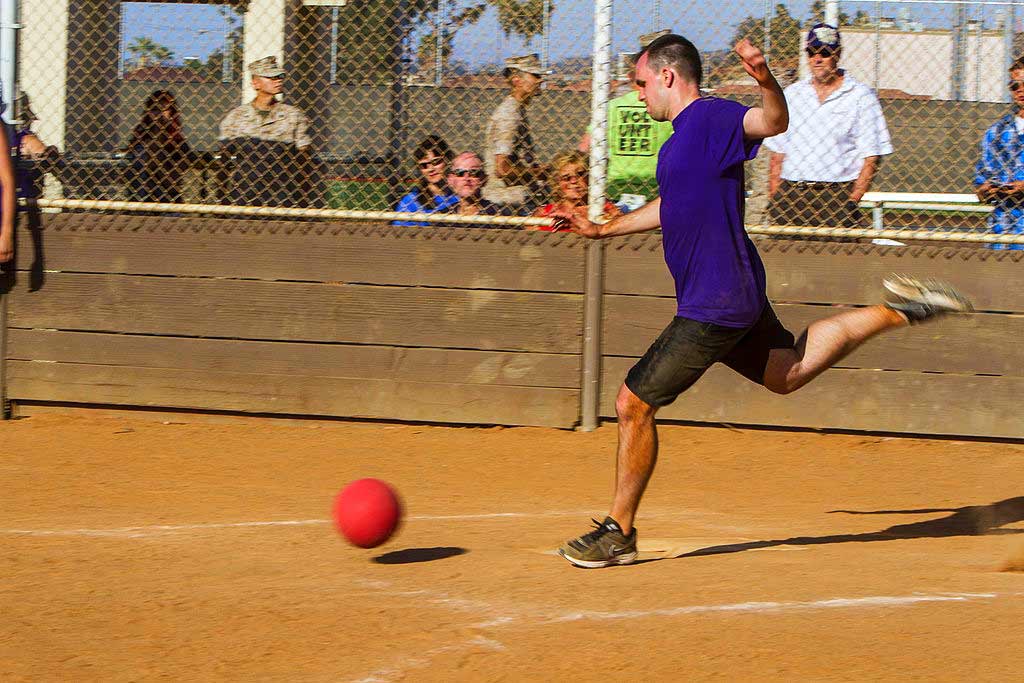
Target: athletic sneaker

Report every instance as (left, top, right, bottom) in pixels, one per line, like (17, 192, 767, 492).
(558, 517, 638, 568)
(883, 274, 974, 324)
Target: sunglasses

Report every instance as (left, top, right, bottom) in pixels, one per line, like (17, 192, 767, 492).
(558, 171, 587, 183)
(806, 48, 836, 58)
(450, 168, 485, 178)
(1009, 80, 1024, 92)
(418, 158, 445, 169)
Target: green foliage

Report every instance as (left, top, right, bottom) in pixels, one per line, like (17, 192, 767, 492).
(416, 3, 487, 82)
(489, 0, 552, 41)
(336, 0, 553, 83)
(729, 4, 801, 62)
(127, 37, 175, 67)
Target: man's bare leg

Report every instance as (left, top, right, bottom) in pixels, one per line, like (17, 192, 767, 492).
(557, 383, 656, 567)
(608, 384, 659, 534)
(763, 304, 905, 394)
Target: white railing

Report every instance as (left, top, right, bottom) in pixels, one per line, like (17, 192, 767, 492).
(858, 191, 992, 230)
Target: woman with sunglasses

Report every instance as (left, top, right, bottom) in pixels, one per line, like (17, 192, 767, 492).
(530, 151, 620, 231)
(393, 135, 458, 226)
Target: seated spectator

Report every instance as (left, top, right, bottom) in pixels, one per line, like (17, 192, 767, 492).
(530, 151, 621, 231)
(975, 57, 1024, 250)
(393, 135, 458, 226)
(11, 91, 61, 200)
(442, 151, 511, 222)
(219, 56, 319, 208)
(125, 90, 192, 203)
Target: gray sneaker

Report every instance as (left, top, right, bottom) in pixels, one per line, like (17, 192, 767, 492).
(883, 274, 974, 324)
(558, 517, 637, 568)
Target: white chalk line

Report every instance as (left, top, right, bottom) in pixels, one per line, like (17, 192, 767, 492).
(0, 510, 598, 538)
(348, 578, 1014, 682)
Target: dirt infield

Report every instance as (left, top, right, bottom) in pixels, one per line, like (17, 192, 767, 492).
(3, 413, 1024, 681)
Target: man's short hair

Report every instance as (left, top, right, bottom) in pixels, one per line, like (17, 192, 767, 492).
(642, 34, 702, 89)
(451, 151, 484, 168)
(1010, 57, 1024, 73)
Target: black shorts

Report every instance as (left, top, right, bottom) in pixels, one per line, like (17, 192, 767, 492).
(624, 303, 796, 408)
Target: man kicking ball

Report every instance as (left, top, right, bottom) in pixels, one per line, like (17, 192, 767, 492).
(554, 34, 972, 568)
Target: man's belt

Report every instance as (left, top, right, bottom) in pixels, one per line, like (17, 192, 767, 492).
(785, 180, 849, 187)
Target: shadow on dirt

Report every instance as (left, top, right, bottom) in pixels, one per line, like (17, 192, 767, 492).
(652, 496, 1024, 562)
(372, 546, 467, 564)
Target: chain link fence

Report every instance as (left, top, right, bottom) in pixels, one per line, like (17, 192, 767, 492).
(11, 0, 1024, 241)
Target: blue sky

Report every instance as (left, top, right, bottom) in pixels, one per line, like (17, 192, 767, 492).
(122, 3, 238, 63)
(121, 1, 985, 69)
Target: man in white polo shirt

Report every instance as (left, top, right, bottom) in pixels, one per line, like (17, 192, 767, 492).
(764, 23, 892, 228)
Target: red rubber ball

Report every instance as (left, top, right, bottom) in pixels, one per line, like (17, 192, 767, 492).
(332, 478, 402, 548)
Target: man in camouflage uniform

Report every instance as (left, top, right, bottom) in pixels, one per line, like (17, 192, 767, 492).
(218, 56, 316, 207)
(483, 54, 550, 213)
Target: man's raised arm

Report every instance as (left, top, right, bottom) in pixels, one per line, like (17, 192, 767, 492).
(735, 39, 788, 140)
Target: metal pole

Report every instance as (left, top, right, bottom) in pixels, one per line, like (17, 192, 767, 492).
(330, 7, 339, 84)
(825, 0, 839, 26)
(388, 0, 409, 207)
(581, 0, 612, 432)
(874, 1, 881, 89)
(952, 2, 967, 100)
(0, 0, 18, 122)
(223, 32, 232, 83)
(763, 0, 771, 60)
(1006, 5, 1016, 104)
(117, 3, 125, 79)
(542, 0, 550, 70)
(974, 12, 981, 102)
(435, 0, 443, 86)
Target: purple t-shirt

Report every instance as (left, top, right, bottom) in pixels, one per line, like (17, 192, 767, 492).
(657, 97, 765, 327)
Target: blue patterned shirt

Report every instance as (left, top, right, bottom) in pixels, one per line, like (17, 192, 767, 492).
(974, 113, 1024, 249)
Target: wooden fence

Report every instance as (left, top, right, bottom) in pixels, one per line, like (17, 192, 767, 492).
(1, 214, 1021, 438)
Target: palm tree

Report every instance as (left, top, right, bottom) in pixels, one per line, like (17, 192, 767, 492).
(127, 37, 175, 68)
(489, 0, 552, 42)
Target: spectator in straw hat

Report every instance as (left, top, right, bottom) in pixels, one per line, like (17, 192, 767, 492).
(218, 56, 316, 207)
(763, 23, 892, 229)
(483, 53, 550, 213)
(578, 30, 674, 212)
(974, 56, 1024, 250)
(531, 151, 621, 230)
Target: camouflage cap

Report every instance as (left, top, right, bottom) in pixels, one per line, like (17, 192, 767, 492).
(503, 53, 550, 77)
(639, 29, 671, 50)
(248, 55, 285, 78)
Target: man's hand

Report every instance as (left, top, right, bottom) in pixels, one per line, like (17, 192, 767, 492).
(550, 209, 602, 238)
(0, 232, 13, 263)
(977, 181, 1024, 201)
(735, 39, 771, 84)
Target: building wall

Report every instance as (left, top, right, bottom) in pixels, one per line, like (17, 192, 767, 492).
(832, 28, 1008, 103)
